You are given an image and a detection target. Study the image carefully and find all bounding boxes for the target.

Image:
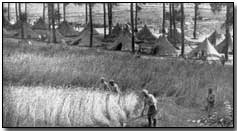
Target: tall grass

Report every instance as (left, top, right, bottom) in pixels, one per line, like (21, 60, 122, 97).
(3, 86, 140, 127)
(3, 38, 233, 127)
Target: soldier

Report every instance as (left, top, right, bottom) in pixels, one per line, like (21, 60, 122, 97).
(99, 77, 110, 91)
(206, 88, 215, 117)
(141, 89, 158, 127)
(109, 80, 121, 94)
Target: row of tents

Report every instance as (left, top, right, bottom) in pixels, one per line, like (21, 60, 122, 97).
(3, 18, 233, 62)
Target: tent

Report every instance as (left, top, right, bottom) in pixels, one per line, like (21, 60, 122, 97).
(70, 25, 102, 47)
(3, 28, 18, 37)
(111, 23, 122, 37)
(15, 22, 41, 39)
(107, 30, 132, 51)
(215, 36, 233, 54)
(153, 35, 178, 56)
(167, 28, 182, 43)
(32, 18, 48, 30)
(58, 21, 80, 37)
(188, 38, 222, 61)
(136, 24, 157, 41)
(207, 30, 221, 46)
(34, 29, 67, 42)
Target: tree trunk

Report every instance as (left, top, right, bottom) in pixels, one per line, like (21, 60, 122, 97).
(162, 3, 166, 34)
(181, 3, 185, 57)
(48, 3, 51, 43)
(43, 3, 45, 22)
(193, 3, 197, 39)
(19, 3, 24, 39)
(48, 3, 56, 43)
(85, 3, 88, 24)
(25, 3, 27, 20)
(63, 3, 66, 22)
(169, 3, 172, 37)
(135, 3, 138, 32)
(131, 3, 135, 53)
(15, 3, 18, 21)
(108, 3, 113, 36)
(103, 3, 107, 38)
(89, 3, 93, 47)
(57, 3, 60, 23)
(8, 3, 10, 20)
(172, 3, 176, 46)
(225, 4, 231, 61)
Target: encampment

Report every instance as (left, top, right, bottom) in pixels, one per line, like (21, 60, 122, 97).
(153, 35, 178, 56)
(107, 30, 132, 51)
(188, 38, 222, 61)
(58, 21, 80, 37)
(136, 24, 157, 42)
(215, 36, 233, 54)
(70, 24, 102, 47)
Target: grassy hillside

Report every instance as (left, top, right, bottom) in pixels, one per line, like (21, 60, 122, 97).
(3, 38, 233, 127)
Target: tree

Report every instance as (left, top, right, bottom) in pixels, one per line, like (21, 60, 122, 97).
(85, 3, 88, 24)
(48, 3, 56, 43)
(7, 3, 10, 20)
(89, 3, 93, 47)
(169, 3, 172, 37)
(135, 3, 138, 32)
(15, 3, 18, 21)
(18, 3, 24, 39)
(130, 3, 135, 53)
(224, 3, 232, 61)
(25, 3, 27, 20)
(63, 3, 66, 21)
(162, 3, 166, 34)
(172, 3, 176, 46)
(107, 3, 112, 35)
(181, 3, 185, 57)
(43, 3, 46, 22)
(193, 3, 200, 39)
(103, 3, 107, 38)
(57, 3, 60, 22)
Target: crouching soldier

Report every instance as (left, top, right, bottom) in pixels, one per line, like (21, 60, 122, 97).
(99, 77, 110, 91)
(206, 88, 215, 117)
(141, 89, 158, 127)
(109, 80, 121, 95)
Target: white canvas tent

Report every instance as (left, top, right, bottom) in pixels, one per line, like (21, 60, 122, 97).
(188, 38, 223, 61)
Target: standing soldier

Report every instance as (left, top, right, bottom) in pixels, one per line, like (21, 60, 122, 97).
(141, 89, 158, 127)
(99, 77, 110, 91)
(206, 88, 215, 117)
(109, 80, 121, 94)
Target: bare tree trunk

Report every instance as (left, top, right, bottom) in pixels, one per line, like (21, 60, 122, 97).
(131, 3, 135, 53)
(225, 4, 231, 61)
(135, 3, 138, 32)
(169, 3, 172, 38)
(8, 3, 10, 20)
(85, 3, 88, 24)
(43, 3, 45, 22)
(63, 3, 66, 22)
(89, 3, 93, 47)
(19, 3, 24, 39)
(193, 3, 197, 39)
(172, 3, 176, 46)
(103, 3, 107, 38)
(25, 3, 27, 20)
(57, 3, 60, 23)
(108, 3, 112, 36)
(48, 3, 51, 43)
(48, 3, 56, 43)
(15, 3, 18, 21)
(162, 3, 166, 34)
(181, 3, 185, 57)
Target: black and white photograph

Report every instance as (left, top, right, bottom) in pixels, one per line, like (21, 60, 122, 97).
(2, 2, 234, 127)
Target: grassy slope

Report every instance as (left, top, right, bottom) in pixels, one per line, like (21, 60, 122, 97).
(3, 38, 233, 127)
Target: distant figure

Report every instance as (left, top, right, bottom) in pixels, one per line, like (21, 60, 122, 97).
(141, 89, 158, 127)
(99, 77, 110, 91)
(206, 88, 215, 117)
(221, 55, 226, 66)
(109, 80, 121, 94)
